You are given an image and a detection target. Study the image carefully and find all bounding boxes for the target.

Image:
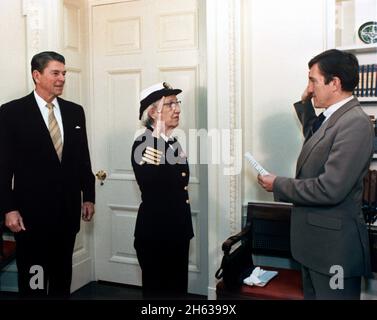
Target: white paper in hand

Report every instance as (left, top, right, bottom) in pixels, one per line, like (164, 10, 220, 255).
(244, 152, 269, 176)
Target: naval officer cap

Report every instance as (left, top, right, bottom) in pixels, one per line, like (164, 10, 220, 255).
(139, 82, 182, 120)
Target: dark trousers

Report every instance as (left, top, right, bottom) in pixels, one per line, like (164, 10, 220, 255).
(302, 265, 361, 300)
(15, 229, 76, 299)
(135, 238, 190, 299)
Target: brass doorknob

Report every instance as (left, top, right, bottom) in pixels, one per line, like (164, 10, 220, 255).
(96, 170, 107, 186)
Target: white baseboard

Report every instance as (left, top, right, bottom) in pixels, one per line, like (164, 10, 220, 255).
(71, 257, 93, 293)
(207, 286, 216, 300)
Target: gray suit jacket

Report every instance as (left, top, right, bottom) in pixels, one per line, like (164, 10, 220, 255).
(273, 97, 373, 277)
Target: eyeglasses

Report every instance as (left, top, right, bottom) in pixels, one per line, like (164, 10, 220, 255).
(163, 100, 181, 109)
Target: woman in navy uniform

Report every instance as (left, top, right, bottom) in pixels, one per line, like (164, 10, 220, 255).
(131, 82, 194, 299)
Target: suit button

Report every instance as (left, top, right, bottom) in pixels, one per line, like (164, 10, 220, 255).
(182, 172, 187, 177)
(184, 186, 188, 191)
(186, 199, 190, 204)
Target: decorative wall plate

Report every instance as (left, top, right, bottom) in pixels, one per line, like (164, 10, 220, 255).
(358, 21, 377, 44)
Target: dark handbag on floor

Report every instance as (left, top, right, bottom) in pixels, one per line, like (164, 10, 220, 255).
(215, 233, 254, 289)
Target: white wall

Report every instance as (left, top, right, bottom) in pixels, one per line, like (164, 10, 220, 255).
(0, 1, 27, 291)
(0, 0, 28, 105)
(243, 0, 327, 203)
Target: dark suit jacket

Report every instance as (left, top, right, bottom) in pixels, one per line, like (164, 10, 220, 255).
(0, 92, 95, 234)
(131, 128, 194, 242)
(273, 98, 373, 277)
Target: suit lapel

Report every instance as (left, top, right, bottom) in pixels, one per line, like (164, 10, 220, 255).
(27, 93, 50, 136)
(295, 97, 359, 176)
(26, 93, 62, 161)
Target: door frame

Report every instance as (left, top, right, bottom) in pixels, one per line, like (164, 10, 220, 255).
(201, 0, 243, 299)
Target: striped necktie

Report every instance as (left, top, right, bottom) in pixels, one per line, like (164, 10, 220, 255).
(46, 103, 63, 161)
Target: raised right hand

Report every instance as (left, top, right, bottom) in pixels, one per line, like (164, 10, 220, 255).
(5, 210, 26, 233)
(152, 96, 165, 138)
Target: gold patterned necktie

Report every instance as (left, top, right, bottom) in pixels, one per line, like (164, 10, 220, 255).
(46, 103, 63, 161)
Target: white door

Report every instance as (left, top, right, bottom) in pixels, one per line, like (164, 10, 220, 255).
(61, 0, 94, 292)
(91, 0, 208, 295)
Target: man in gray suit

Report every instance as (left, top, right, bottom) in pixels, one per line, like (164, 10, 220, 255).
(258, 49, 373, 299)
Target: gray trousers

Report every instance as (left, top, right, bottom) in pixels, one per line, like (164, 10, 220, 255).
(302, 265, 361, 300)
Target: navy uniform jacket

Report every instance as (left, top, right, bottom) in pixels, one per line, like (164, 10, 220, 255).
(131, 128, 194, 241)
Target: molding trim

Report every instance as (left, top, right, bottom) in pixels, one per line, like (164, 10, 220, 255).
(22, 0, 63, 91)
(206, 0, 242, 299)
(228, 0, 242, 236)
(23, 0, 42, 91)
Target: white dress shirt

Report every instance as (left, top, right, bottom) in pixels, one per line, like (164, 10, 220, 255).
(34, 91, 64, 143)
(323, 95, 354, 123)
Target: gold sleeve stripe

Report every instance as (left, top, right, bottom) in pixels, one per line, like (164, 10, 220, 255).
(146, 146, 163, 155)
(143, 153, 161, 162)
(144, 148, 161, 156)
(142, 156, 160, 165)
(144, 149, 162, 159)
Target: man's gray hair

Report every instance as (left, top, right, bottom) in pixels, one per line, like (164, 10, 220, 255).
(140, 104, 156, 127)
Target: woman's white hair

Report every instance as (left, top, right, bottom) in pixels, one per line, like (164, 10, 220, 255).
(140, 104, 156, 127)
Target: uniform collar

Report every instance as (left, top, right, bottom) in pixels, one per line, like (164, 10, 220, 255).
(146, 125, 174, 143)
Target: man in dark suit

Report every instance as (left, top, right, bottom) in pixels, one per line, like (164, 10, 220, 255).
(131, 82, 194, 299)
(0, 51, 95, 299)
(258, 49, 373, 299)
